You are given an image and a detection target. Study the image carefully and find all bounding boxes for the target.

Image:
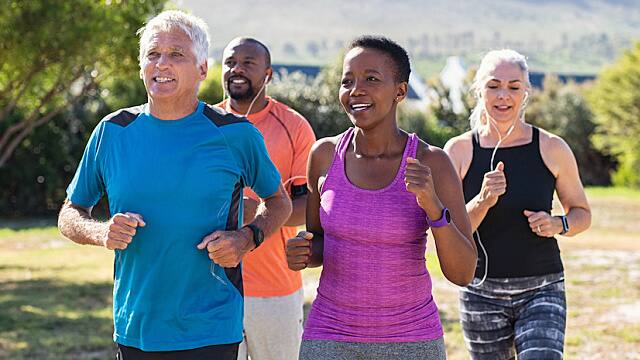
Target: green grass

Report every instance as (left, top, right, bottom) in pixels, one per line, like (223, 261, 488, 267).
(585, 186, 640, 200)
(1, 187, 640, 359)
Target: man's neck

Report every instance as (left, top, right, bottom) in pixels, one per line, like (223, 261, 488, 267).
(149, 97, 199, 120)
(228, 95, 269, 116)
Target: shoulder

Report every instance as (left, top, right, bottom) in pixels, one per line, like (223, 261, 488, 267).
(415, 138, 452, 170)
(310, 134, 341, 161)
(270, 99, 314, 129)
(443, 131, 473, 161)
(538, 127, 571, 155)
(101, 104, 145, 128)
(537, 127, 575, 176)
(202, 103, 249, 127)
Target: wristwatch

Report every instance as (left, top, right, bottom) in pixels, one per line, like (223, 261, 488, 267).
(558, 215, 570, 235)
(427, 207, 451, 228)
(244, 223, 264, 249)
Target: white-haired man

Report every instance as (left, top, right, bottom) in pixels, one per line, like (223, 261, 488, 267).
(57, 10, 291, 359)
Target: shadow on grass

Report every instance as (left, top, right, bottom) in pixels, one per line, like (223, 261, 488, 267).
(0, 278, 116, 360)
(0, 218, 58, 230)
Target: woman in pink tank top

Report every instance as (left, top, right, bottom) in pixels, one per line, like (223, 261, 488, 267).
(285, 36, 477, 360)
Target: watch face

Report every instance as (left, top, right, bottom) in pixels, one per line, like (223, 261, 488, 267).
(445, 209, 451, 223)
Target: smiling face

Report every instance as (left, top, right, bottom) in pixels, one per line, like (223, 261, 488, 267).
(140, 28, 207, 104)
(222, 41, 271, 102)
(339, 47, 407, 130)
(481, 60, 528, 124)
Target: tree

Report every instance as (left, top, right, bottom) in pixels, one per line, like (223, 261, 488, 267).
(268, 57, 349, 138)
(0, 0, 166, 168)
(527, 76, 615, 185)
(588, 42, 640, 188)
(198, 63, 224, 105)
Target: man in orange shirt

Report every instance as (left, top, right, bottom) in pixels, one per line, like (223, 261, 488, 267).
(217, 37, 316, 360)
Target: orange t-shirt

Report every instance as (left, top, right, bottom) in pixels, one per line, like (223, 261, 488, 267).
(216, 97, 316, 297)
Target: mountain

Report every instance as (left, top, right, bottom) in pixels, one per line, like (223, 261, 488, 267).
(175, 0, 640, 75)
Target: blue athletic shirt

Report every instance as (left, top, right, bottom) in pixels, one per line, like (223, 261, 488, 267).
(66, 101, 281, 351)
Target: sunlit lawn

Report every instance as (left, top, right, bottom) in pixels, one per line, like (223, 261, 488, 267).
(1, 187, 639, 359)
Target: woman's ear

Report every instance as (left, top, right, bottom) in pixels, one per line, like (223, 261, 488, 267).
(395, 82, 408, 102)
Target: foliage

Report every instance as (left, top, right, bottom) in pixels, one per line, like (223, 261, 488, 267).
(0, 0, 166, 168)
(587, 42, 640, 188)
(527, 76, 615, 185)
(198, 63, 224, 105)
(0, 0, 167, 216)
(268, 57, 350, 139)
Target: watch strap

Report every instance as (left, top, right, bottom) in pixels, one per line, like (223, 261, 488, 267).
(427, 207, 451, 228)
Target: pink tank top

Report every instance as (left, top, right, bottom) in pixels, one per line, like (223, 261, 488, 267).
(303, 128, 443, 343)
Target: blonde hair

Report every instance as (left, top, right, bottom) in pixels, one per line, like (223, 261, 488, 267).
(137, 10, 210, 68)
(468, 49, 531, 129)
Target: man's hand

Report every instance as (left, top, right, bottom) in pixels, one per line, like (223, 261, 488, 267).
(479, 161, 507, 208)
(103, 212, 146, 250)
(196, 227, 254, 268)
(286, 231, 313, 271)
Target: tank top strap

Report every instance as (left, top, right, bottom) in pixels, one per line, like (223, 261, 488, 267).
(471, 128, 480, 149)
(335, 127, 354, 163)
(394, 133, 417, 177)
(408, 133, 419, 159)
(531, 126, 540, 147)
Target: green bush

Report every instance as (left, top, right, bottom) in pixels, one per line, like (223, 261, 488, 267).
(588, 42, 640, 188)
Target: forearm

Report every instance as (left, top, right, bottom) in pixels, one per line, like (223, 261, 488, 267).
(558, 206, 591, 237)
(284, 196, 307, 227)
(250, 189, 292, 239)
(432, 225, 477, 286)
(58, 201, 107, 247)
(306, 231, 324, 268)
(466, 194, 492, 232)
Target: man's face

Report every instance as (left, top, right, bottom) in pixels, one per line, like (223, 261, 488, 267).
(140, 29, 207, 102)
(222, 41, 270, 101)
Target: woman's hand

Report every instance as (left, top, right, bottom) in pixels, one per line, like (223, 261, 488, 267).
(285, 231, 314, 271)
(523, 210, 563, 237)
(479, 161, 507, 208)
(405, 157, 444, 218)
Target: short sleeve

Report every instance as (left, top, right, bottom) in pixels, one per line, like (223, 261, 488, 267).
(66, 122, 107, 207)
(229, 123, 281, 199)
(290, 116, 316, 187)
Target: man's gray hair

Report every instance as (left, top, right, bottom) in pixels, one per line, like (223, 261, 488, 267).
(137, 10, 210, 67)
(468, 49, 531, 129)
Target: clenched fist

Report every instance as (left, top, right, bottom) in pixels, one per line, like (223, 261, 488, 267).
(286, 231, 314, 271)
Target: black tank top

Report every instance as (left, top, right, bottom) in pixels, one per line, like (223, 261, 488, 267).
(462, 127, 563, 278)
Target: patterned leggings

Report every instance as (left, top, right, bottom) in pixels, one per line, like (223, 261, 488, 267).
(459, 272, 566, 360)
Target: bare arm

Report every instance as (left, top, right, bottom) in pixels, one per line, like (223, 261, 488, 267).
(243, 193, 306, 227)
(408, 146, 477, 286)
(58, 199, 145, 250)
(198, 184, 292, 268)
(286, 138, 336, 270)
(250, 185, 293, 239)
(444, 135, 506, 232)
(525, 135, 591, 237)
(464, 162, 506, 231)
(284, 194, 307, 226)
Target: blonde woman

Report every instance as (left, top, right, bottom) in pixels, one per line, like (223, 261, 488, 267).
(444, 50, 591, 360)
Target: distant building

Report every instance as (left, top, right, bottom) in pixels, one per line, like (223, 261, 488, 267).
(271, 60, 596, 115)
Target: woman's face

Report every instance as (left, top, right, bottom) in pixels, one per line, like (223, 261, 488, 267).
(481, 60, 528, 124)
(339, 47, 406, 129)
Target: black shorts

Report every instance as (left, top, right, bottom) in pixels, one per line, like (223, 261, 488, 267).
(116, 343, 239, 360)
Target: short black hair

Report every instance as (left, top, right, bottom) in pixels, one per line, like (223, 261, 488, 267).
(348, 36, 410, 83)
(237, 37, 271, 67)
